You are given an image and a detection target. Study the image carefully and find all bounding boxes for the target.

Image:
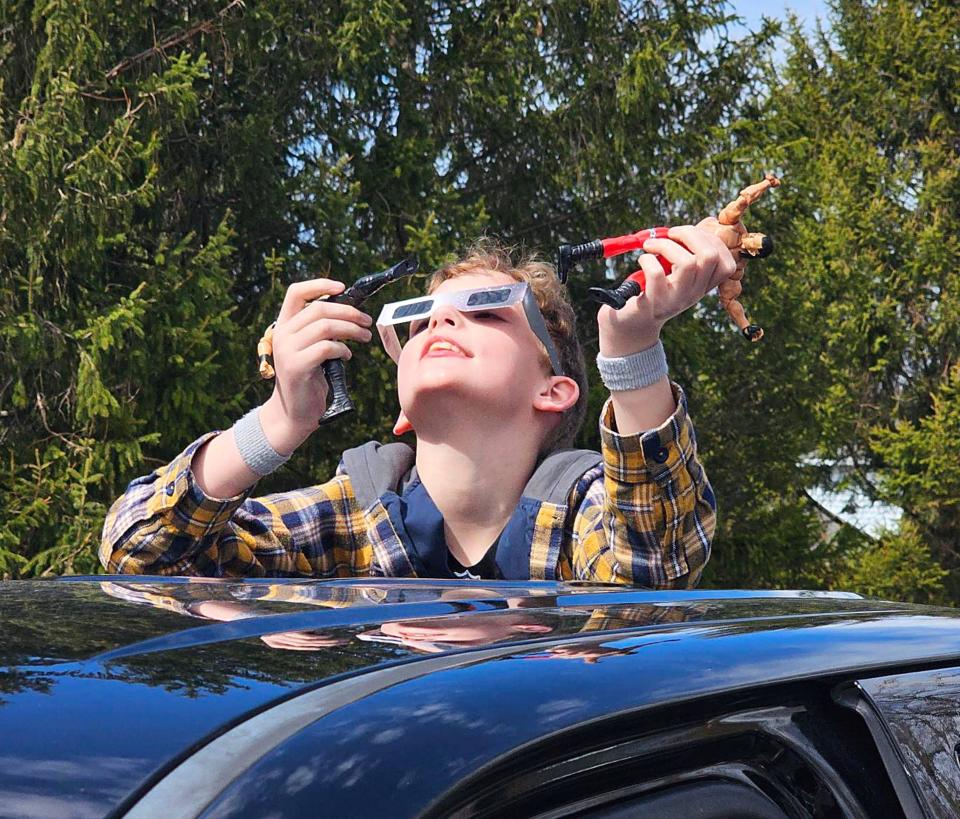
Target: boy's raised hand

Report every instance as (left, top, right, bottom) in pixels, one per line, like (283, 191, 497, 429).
(261, 278, 374, 444)
(596, 224, 737, 357)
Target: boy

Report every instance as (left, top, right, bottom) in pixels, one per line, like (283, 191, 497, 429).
(101, 228, 732, 586)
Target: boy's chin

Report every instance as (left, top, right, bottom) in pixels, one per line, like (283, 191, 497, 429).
(401, 382, 517, 424)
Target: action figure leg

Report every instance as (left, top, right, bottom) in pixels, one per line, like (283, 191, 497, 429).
(719, 279, 763, 342)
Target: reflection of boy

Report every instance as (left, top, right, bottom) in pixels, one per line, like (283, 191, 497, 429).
(183, 599, 347, 652)
(101, 236, 727, 585)
(99, 580, 348, 651)
(358, 610, 557, 654)
(354, 603, 703, 658)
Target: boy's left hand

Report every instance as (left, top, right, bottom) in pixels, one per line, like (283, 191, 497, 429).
(597, 224, 737, 357)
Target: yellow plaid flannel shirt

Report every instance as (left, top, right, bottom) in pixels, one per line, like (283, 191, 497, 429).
(100, 385, 715, 588)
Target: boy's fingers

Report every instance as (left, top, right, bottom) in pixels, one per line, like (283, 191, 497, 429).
(668, 224, 737, 287)
(277, 278, 346, 323)
(298, 339, 353, 368)
(664, 227, 723, 276)
(283, 300, 373, 334)
(643, 237, 699, 293)
(667, 225, 719, 258)
(637, 252, 669, 304)
(642, 237, 694, 268)
(646, 233, 729, 296)
(291, 317, 373, 349)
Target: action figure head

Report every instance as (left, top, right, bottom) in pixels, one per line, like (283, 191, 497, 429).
(740, 232, 774, 259)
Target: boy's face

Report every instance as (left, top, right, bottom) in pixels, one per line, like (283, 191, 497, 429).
(373, 611, 553, 652)
(396, 271, 554, 417)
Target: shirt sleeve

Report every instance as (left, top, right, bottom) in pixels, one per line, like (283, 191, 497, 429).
(569, 383, 716, 588)
(99, 432, 367, 577)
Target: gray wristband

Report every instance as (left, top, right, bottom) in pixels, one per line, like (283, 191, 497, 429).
(232, 406, 291, 477)
(596, 340, 669, 391)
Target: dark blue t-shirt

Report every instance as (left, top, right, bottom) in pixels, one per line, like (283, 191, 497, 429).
(380, 478, 537, 580)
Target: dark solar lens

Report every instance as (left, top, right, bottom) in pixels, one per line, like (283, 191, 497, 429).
(466, 288, 512, 307)
(393, 299, 433, 319)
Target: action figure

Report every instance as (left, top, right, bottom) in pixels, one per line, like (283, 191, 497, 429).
(701, 172, 780, 341)
(556, 173, 780, 341)
(257, 257, 418, 424)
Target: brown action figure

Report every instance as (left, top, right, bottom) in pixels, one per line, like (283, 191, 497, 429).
(565, 173, 781, 341)
(698, 172, 780, 342)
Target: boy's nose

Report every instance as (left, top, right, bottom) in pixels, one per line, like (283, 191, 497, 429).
(428, 304, 461, 328)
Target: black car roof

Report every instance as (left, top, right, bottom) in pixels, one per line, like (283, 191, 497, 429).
(1, 577, 958, 817)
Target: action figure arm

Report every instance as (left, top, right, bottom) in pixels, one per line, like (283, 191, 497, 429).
(717, 172, 780, 226)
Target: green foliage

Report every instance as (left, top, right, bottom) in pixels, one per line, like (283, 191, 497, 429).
(869, 364, 960, 598)
(1, 0, 957, 606)
(1, 1, 243, 575)
(836, 520, 949, 605)
(689, 0, 959, 601)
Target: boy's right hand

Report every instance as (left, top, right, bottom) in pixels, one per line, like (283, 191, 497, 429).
(259, 278, 374, 451)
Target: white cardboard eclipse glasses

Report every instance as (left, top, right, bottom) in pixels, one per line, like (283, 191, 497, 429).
(376, 282, 564, 376)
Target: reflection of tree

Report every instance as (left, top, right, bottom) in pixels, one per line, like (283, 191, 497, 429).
(0, 582, 140, 664)
(2, 580, 925, 701)
(687, 600, 924, 640)
(113, 635, 377, 697)
(0, 583, 385, 698)
(576, 598, 917, 640)
(0, 668, 54, 704)
(865, 670, 960, 818)
(0, 634, 399, 701)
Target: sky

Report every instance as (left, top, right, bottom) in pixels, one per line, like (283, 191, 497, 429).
(731, 0, 831, 32)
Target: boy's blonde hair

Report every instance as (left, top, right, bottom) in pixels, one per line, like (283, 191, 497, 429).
(428, 240, 588, 453)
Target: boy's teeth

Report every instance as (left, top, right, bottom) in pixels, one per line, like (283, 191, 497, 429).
(429, 341, 461, 353)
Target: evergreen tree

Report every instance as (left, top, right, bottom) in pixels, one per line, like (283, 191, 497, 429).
(0, 1, 774, 577)
(703, 0, 960, 601)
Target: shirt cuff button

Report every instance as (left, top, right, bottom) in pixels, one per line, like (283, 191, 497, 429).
(165, 482, 176, 496)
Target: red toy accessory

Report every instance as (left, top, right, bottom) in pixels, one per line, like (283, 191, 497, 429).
(556, 174, 780, 341)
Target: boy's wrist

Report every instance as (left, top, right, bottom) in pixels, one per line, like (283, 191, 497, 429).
(598, 325, 662, 358)
(260, 394, 316, 455)
(597, 340, 668, 392)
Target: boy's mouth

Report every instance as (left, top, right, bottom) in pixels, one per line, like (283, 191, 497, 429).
(423, 336, 469, 358)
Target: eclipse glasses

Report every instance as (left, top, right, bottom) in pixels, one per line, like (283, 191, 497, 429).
(376, 283, 564, 376)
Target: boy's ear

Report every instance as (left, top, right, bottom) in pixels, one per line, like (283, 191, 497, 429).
(532, 376, 579, 415)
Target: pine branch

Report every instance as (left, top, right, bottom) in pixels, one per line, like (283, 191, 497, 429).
(104, 0, 245, 80)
